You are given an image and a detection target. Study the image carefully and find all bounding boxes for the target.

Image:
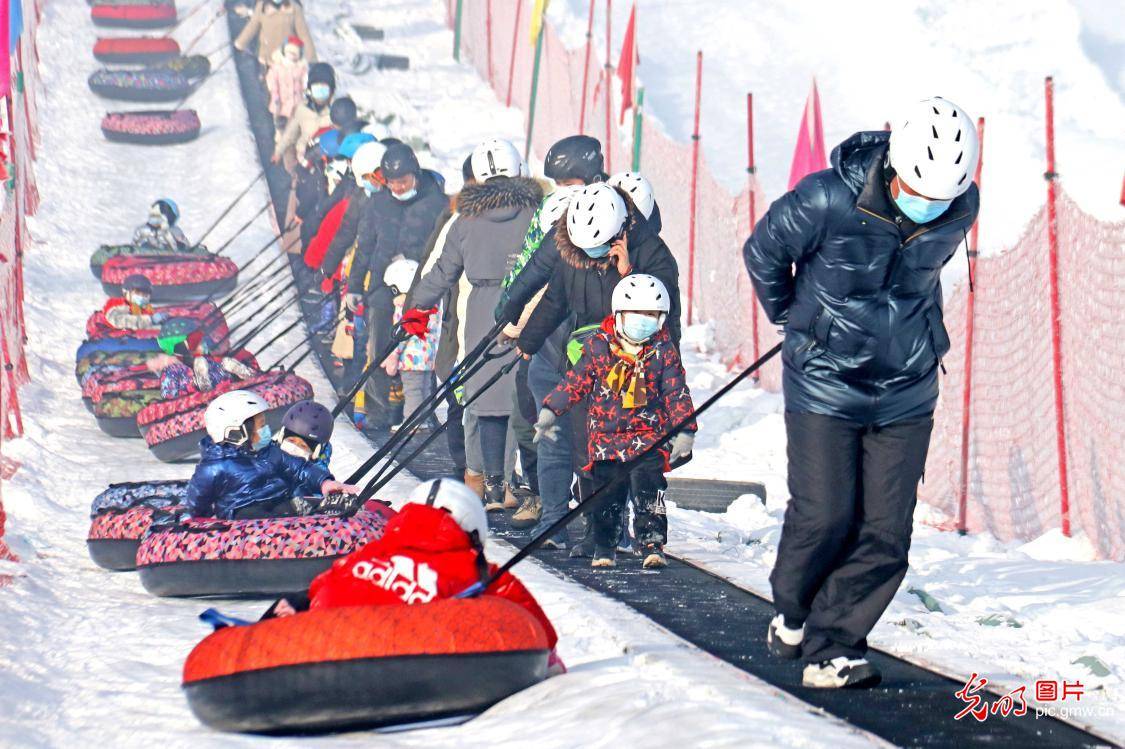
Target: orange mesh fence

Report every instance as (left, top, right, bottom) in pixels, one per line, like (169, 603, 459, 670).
(452, 3, 1122, 557)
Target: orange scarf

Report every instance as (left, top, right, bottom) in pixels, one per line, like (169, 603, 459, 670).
(604, 342, 654, 409)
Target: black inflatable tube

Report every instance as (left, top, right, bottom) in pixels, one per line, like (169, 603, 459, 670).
(87, 538, 142, 571)
(139, 556, 340, 598)
(94, 50, 180, 66)
(101, 274, 237, 303)
(101, 126, 201, 146)
(83, 396, 94, 413)
(96, 414, 143, 439)
(88, 82, 196, 103)
(184, 650, 548, 734)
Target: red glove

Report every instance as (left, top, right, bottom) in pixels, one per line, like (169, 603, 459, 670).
(401, 307, 436, 339)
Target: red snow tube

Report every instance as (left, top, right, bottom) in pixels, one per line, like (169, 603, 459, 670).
(182, 598, 549, 733)
(85, 302, 226, 340)
(91, 2, 177, 29)
(137, 503, 395, 597)
(101, 109, 201, 146)
(137, 372, 313, 462)
(94, 36, 181, 65)
(88, 505, 174, 570)
(101, 253, 238, 303)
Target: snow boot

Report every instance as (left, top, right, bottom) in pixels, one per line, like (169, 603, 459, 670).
(568, 515, 595, 558)
(464, 469, 485, 499)
(802, 657, 882, 689)
(767, 614, 804, 660)
(591, 546, 616, 568)
(510, 495, 542, 529)
(640, 544, 667, 569)
(502, 482, 521, 510)
(540, 537, 567, 551)
(483, 475, 506, 512)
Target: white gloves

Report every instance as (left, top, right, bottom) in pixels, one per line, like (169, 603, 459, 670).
(668, 432, 695, 463)
(533, 408, 559, 443)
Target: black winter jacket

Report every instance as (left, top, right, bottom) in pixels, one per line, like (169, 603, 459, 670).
(744, 131, 979, 425)
(320, 172, 449, 294)
(518, 191, 681, 356)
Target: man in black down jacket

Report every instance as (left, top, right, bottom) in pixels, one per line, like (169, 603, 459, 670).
(744, 97, 980, 689)
(319, 142, 448, 425)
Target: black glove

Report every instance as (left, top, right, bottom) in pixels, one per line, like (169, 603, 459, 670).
(318, 491, 364, 518)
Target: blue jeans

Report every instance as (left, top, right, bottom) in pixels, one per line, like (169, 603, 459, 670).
(528, 352, 572, 544)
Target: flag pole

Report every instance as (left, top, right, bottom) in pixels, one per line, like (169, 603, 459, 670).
(524, 22, 546, 160)
(631, 87, 644, 170)
(578, 0, 595, 133)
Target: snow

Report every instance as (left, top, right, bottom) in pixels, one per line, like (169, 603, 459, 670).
(671, 326, 1125, 742)
(547, 0, 1125, 252)
(0, 0, 887, 746)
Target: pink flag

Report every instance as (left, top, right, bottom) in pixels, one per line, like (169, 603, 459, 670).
(787, 78, 827, 190)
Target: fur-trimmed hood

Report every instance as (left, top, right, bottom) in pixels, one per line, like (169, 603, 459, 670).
(457, 176, 543, 220)
(555, 185, 643, 270)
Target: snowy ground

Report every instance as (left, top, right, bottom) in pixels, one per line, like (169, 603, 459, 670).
(0, 0, 891, 746)
(548, 0, 1125, 251)
(672, 325, 1125, 742)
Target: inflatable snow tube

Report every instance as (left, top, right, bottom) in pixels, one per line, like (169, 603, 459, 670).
(89, 68, 197, 102)
(92, 478, 189, 516)
(91, 2, 177, 29)
(101, 253, 239, 303)
(137, 504, 394, 597)
(93, 388, 163, 438)
(90, 243, 212, 280)
(76, 336, 160, 364)
(76, 348, 165, 384)
(182, 598, 550, 733)
(137, 371, 307, 462)
(93, 36, 181, 65)
(87, 480, 188, 570)
(101, 109, 201, 146)
(85, 302, 226, 341)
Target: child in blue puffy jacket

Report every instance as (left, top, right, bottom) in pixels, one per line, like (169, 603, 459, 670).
(185, 391, 358, 520)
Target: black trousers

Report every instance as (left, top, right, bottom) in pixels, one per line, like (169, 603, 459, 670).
(770, 411, 933, 662)
(589, 452, 668, 551)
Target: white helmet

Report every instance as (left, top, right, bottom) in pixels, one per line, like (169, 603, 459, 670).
(538, 185, 577, 229)
(204, 390, 270, 445)
(351, 141, 388, 187)
(383, 258, 419, 295)
(612, 273, 670, 315)
(470, 138, 525, 182)
(406, 479, 488, 548)
(361, 121, 391, 141)
(566, 183, 627, 250)
(607, 171, 655, 219)
(888, 97, 979, 201)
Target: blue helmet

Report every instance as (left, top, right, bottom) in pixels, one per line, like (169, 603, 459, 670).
(155, 198, 180, 225)
(338, 132, 376, 160)
(318, 129, 343, 159)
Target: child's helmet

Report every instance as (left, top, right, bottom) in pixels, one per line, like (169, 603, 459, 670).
(607, 172, 655, 219)
(279, 400, 333, 460)
(122, 274, 153, 293)
(351, 141, 388, 187)
(205, 390, 270, 445)
(404, 479, 489, 548)
(538, 185, 577, 229)
(612, 273, 670, 315)
(383, 258, 419, 296)
(156, 317, 200, 355)
(154, 198, 180, 225)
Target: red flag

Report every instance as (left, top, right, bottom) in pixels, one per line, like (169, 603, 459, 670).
(787, 78, 828, 190)
(617, 2, 638, 125)
(0, 2, 10, 100)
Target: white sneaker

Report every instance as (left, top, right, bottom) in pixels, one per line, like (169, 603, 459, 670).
(801, 657, 882, 689)
(767, 614, 804, 659)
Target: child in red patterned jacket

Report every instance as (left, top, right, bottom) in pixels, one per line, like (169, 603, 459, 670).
(536, 274, 696, 570)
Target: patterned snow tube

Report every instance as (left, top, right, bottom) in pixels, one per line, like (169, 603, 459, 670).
(182, 598, 550, 733)
(94, 388, 163, 438)
(89, 68, 196, 102)
(101, 109, 200, 146)
(137, 504, 395, 597)
(93, 36, 181, 65)
(76, 336, 160, 364)
(84, 302, 226, 341)
(87, 480, 188, 570)
(90, 243, 211, 279)
(91, 2, 177, 29)
(101, 253, 238, 303)
(76, 348, 165, 384)
(137, 372, 311, 463)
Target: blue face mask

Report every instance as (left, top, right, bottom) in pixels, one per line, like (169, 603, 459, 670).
(360, 181, 379, 197)
(309, 83, 331, 103)
(583, 243, 611, 259)
(619, 312, 662, 343)
(892, 187, 952, 224)
(392, 187, 418, 202)
(252, 424, 272, 451)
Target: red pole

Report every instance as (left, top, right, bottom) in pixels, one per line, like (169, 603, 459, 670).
(687, 50, 702, 326)
(506, 0, 524, 108)
(604, 0, 613, 173)
(957, 116, 985, 535)
(1044, 76, 1071, 537)
(746, 92, 760, 371)
(578, 0, 595, 134)
(486, 0, 494, 86)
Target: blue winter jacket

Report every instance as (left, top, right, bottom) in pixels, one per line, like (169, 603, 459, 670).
(184, 438, 334, 519)
(744, 131, 979, 425)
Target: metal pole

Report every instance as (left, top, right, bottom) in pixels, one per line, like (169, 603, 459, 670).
(453, 0, 464, 61)
(578, 0, 595, 134)
(957, 116, 985, 535)
(486, 0, 494, 84)
(604, 0, 613, 174)
(686, 51, 702, 326)
(631, 87, 644, 170)
(746, 91, 760, 372)
(524, 25, 546, 160)
(1043, 76, 1071, 537)
(506, 0, 524, 107)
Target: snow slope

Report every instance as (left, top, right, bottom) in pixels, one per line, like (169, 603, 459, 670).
(548, 0, 1125, 251)
(673, 325, 1125, 742)
(0, 1, 886, 746)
